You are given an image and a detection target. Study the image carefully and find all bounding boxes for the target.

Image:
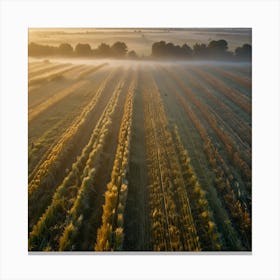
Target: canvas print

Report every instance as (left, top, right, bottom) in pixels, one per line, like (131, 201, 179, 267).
(28, 28, 252, 252)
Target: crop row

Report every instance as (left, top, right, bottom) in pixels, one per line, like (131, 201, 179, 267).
(29, 80, 88, 121)
(143, 73, 213, 251)
(161, 67, 251, 185)
(58, 75, 127, 251)
(212, 66, 251, 92)
(180, 68, 251, 148)
(28, 61, 48, 72)
(29, 64, 108, 122)
(28, 65, 90, 106)
(95, 73, 137, 251)
(151, 66, 222, 250)
(173, 87, 251, 249)
(155, 65, 244, 249)
(172, 125, 221, 250)
(28, 70, 114, 195)
(29, 63, 71, 80)
(76, 63, 108, 80)
(28, 71, 116, 230)
(28, 61, 62, 76)
(29, 74, 126, 251)
(28, 64, 82, 87)
(192, 67, 251, 114)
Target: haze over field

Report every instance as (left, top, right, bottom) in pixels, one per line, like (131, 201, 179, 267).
(28, 28, 251, 252)
(29, 28, 252, 57)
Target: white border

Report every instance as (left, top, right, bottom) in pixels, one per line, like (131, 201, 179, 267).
(0, 1, 279, 279)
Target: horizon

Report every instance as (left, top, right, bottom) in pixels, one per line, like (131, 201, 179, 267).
(29, 28, 252, 56)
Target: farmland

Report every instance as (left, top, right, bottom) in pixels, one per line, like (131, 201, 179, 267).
(28, 58, 251, 251)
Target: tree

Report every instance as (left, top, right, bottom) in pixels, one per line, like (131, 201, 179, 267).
(95, 43, 112, 57)
(111, 41, 128, 57)
(193, 43, 208, 58)
(166, 42, 175, 55)
(74, 43, 92, 56)
(152, 41, 167, 57)
(235, 44, 252, 60)
(181, 43, 193, 57)
(207, 39, 228, 58)
(58, 43, 73, 56)
(208, 39, 228, 52)
(152, 41, 186, 58)
(28, 42, 56, 56)
(128, 50, 137, 59)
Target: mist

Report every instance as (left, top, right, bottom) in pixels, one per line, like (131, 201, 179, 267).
(29, 56, 252, 69)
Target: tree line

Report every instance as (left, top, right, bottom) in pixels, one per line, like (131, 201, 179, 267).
(152, 40, 251, 61)
(28, 39, 251, 61)
(28, 41, 137, 58)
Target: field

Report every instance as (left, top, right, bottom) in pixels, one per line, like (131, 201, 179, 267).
(28, 58, 251, 251)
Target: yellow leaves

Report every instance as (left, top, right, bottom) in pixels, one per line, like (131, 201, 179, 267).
(95, 223, 113, 251)
(201, 211, 209, 219)
(105, 189, 118, 209)
(43, 246, 53, 252)
(120, 183, 127, 193)
(198, 198, 208, 208)
(117, 202, 124, 214)
(208, 221, 215, 231)
(59, 222, 75, 251)
(117, 214, 124, 227)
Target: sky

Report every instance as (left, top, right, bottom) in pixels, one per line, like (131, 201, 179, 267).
(29, 28, 252, 56)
